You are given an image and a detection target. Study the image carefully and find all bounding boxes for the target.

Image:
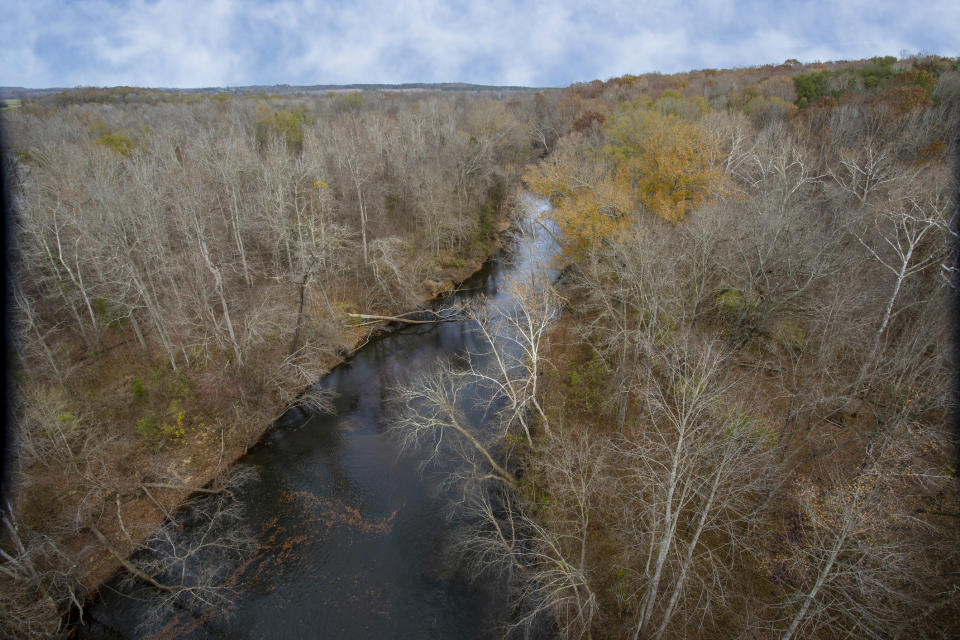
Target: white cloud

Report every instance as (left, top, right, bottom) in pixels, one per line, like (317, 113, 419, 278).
(2, 0, 958, 88)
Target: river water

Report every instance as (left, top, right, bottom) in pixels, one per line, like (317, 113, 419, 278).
(78, 196, 558, 639)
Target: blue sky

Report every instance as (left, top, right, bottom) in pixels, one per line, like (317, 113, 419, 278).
(3, 0, 959, 88)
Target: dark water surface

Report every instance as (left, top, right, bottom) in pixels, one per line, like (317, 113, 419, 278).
(79, 197, 557, 639)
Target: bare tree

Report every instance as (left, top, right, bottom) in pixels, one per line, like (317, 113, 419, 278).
(774, 428, 949, 640)
(448, 432, 605, 640)
(0, 500, 83, 640)
(328, 113, 377, 264)
(571, 225, 685, 431)
(829, 138, 903, 205)
(854, 172, 950, 379)
(203, 133, 256, 287)
(190, 204, 243, 365)
(11, 283, 63, 383)
(511, 431, 607, 639)
(462, 272, 560, 442)
(511, 507, 600, 640)
(615, 339, 774, 640)
(391, 362, 517, 489)
(108, 467, 258, 626)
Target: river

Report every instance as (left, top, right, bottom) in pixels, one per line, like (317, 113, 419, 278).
(77, 195, 559, 639)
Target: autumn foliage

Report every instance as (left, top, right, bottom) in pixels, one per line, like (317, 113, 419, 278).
(524, 98, 723, 257)
(603, 104, 722, 223)
(513, 52, 959, 639)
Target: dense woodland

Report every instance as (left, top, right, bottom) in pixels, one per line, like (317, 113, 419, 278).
(1, 87, 538, 636)
(2, 54, 960, 638)
(394, 55, 960, 639)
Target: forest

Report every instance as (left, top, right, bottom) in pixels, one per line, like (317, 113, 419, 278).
(2, 53, 959, 638)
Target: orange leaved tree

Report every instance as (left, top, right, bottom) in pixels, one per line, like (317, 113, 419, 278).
(603, 104, 724, 224)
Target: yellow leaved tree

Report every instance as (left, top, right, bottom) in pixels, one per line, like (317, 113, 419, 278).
(523, 148, 633, 258)
(524, 100, 723, 258)
(603, 103, 723, 224)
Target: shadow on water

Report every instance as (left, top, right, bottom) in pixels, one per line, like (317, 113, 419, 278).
(78, 196, 559, 639)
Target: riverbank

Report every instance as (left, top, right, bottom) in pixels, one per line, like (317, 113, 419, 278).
(4, 85, 550, 638)
(37, 195, 518, 633)
(74, 193, 555, 640)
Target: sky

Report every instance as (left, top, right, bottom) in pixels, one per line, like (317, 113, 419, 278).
(3, 0, 959, 89)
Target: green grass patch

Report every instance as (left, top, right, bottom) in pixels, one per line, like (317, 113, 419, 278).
(132, 378, 146, 400)
(438, 256, 467, 269)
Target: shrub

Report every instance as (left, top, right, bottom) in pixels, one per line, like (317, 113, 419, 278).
(572, 110, 606, 133)
(135, 410, 188, 444)
(743, 95, 798, 127)
(716, 288, 760, 318)
(567, 352, 609, 413)
(254, 104, 312, 153)
(340, 91, 363, 110)
(96, 132, 136, 156)
(773, 320, 807, 352)
(879, 85, 933, 114)
(856, 56, 898, 88)
(135, 417, 161, 442)
(794, 71, 835, 107)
